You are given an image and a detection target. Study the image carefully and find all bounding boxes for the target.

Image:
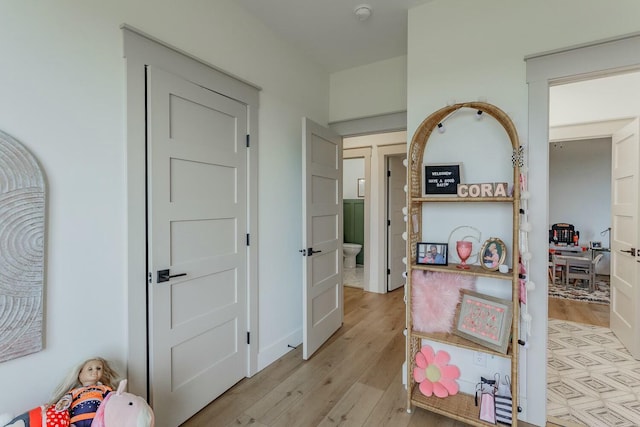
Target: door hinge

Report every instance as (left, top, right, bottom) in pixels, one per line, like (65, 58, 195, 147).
(246, 234, 250, 246)
(247, 331, 250, 344)
(387, 220, 391, 226)
(387, 268, 391, 275)
(387, 170, 391, 177)
(246, 134, 250, 148)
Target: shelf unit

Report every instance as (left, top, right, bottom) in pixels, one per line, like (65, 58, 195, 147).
(405, 102, 520, 426)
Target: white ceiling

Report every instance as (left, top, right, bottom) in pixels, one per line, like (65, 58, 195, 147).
(236, 0, 433, 73)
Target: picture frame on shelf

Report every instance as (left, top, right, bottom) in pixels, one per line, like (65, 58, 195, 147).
(424, 163, 461, 196)
(416, 242, 448, 266)
(453, 290, 513, 354)
(480, 237, 507, 271)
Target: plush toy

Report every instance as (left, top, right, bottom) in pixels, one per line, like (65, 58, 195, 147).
(92, 380, 154, 427)
(50, 357, 119, 427)
(0, 405, 69, 427)
(1, 380, 153, 427)
(1, 356, 152, 427)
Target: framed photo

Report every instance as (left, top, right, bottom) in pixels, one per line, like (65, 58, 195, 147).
(357, 178, 365, 197)
(453, 290, 513, 354)
(480, 237, 506, 271)
(416, 242, 448, 266)
(424, 163, 461, 196)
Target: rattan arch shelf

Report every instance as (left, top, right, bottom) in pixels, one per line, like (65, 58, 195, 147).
(405, 102, 521, 426)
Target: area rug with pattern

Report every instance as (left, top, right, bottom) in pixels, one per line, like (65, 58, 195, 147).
(548, 275, 610, 304)
(547, 319, 640, 427)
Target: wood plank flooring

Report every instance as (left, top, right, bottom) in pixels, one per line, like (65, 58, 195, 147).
(181, 287, 594, 427)
(547, 295, 609, 327)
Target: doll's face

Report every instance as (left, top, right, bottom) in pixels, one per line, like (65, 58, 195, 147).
(78, 360, 104, 386)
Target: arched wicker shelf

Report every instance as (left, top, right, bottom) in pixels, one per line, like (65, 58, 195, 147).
(405, 102, 521, 426)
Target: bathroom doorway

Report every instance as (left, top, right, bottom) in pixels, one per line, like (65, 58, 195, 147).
(343, 152, 369, 289)
(340, 135, 407, 293)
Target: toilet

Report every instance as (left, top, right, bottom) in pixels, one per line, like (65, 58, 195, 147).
(343, 243, 362, 269)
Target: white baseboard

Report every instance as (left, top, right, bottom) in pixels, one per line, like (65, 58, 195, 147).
(257, 328, 302, 371)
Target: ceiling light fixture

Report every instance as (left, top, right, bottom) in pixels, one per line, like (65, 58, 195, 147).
(354, 4, 372, 21)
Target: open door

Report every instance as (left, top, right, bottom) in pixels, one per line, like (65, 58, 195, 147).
(387, 155, 407, 291)
(610, 118, 640, 359)
(302, 117, 343, 360)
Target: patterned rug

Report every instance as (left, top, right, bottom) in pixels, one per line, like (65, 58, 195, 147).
(547, 319, 640, 426)
(548, 275, 610, 304)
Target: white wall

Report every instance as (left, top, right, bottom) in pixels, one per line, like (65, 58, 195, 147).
(343, 158, 365, 199)
(550, 72, 640, 126)
(408, 1, 640, 425)
(330, 56, 407, 122)
(0, 0, 329, 413)
(549, 138, 612, 273)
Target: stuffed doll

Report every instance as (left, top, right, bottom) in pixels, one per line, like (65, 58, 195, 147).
(50, 357, 119, 427)
(92, 380, 154, 427)
(1, 357, 119, 427)
(1, 380, 153, 427)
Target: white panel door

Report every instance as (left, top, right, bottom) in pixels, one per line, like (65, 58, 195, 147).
(302, 117, 343, 360)
(387, 155, 407, 292)
(147, 66, 248, 425)
(610, 118, 640, 359)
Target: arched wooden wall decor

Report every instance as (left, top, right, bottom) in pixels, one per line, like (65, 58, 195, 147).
(0, 129, 46, 363)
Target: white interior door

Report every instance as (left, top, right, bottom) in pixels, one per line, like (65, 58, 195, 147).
(387, 155, 406, 291)
(610, 118, 640, 359)
(302, 117, 343, 360)
(147, 66, 249, 425)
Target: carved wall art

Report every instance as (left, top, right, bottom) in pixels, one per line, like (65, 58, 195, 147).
(0, 129, 46, 362)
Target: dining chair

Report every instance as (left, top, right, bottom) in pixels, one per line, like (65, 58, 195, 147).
(590, 253, 604, 291)
(550, 254, 567, 285)
(565, 255, 592, 290)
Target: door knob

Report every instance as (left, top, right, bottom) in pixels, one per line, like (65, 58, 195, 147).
(157, 269, 187, 283)
(308, 248, 322, 256)
(620, 248, 636, 256)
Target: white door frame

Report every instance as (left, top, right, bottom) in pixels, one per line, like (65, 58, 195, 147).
(123, 25, 260, 398)
(525, 32, 640, 426)
(385, 151, 408, 292)
(378, 145, 408, 293)
(343, 147, 371, 290)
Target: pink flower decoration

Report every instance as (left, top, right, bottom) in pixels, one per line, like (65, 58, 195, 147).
(413, 345, 460, 398)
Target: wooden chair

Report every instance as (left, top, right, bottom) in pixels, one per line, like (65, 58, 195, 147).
(550, 253, 567, 285)
(565, 255, 592, 290)
(590, 253, 604, 291)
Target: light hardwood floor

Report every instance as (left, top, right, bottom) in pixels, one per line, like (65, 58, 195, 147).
(547, 296, 609, 328)
(182, 287, 546, 427)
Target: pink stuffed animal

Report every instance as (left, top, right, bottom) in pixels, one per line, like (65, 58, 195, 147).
(1, 380, 153, 427)
(91, 380, 154, 427)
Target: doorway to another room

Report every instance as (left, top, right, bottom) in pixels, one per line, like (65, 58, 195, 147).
(545, 67, 640, 426)
(341, 132, 407, 294)
(343, 155, 367, 289)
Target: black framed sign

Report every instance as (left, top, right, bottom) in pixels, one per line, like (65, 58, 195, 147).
(424, 163, 461, 195)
